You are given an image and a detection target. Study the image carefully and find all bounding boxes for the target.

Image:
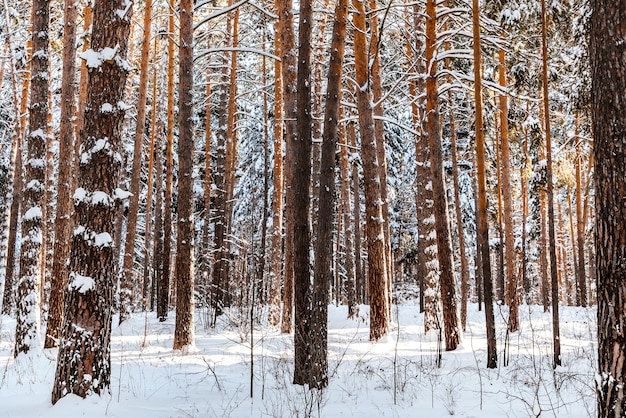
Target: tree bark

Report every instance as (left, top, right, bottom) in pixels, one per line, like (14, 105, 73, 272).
(173, 0, 195, 350)
(352, 0, 389, 341)
(119, 0, 154, 323)
(15, 0, 50, 356)
(472, 0, 496, 368)
(540, 0, 560, 368)
(45, 0, 79, 348)
(292, 0, 313, 384)
(591, 0, 626, 415)
(498, 47, 518, 332)
(574, 115, 587, 307)
(310, 0, 349, 388)
(158, 7, 175, 322)
(278, 0, 297, 335)
(268, 21, 284, 327)
(425, 0, 460, 351)
(51, 0, 132, 400)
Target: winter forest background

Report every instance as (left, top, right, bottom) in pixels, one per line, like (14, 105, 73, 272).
(0, 0, 623, 416)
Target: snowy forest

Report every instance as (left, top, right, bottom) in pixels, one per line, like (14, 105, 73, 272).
(0, 0, 624, 415)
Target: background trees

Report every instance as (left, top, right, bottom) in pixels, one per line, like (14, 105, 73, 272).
(0, 0, 602, 406)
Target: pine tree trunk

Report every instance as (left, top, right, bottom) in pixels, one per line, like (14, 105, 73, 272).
(412, 9, 440, 333)
(142, 48, 159, 308)
(472, 0, 496, 368)
(340, 118, 357, 317)
(173, 0, 195, 350)
(15, 0, 50, 356)
(591, 2, 626, 413)
(292, 0, 313, 384)
(278, 0, 297, 335)
(198, 72, 212, 308)
(368, 0, 393, 307)
(45, 0, 78, 348)
(152, 119, 164, 311)
(348, 122, 365, 304)
(425, 0, 460, 351)
(541, 0, 560, 368)
(352, 0, 388, 341)
(1, 5, 31, 316)
(51, 0, 132, 400)
(268, 22, 284, 327)
(158, 8, 176, 322)
(120, 0, 154, 323)
(498, 47, 518, 331)
(574, 115, 587, 307)
(521, 121, 530, 303)
(310, 0, 349, 388)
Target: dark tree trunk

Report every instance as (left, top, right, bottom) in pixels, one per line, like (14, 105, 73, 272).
(591, 0, 626, 415)
(472, 0, 496, 368)
(541, 0, 560, 368)
(173, 0, 195, 350)
(310, 0, 349, 388)
(292, 0, 313, 384)
(51, 0, 131, 401)
(158, 8, 176, 322)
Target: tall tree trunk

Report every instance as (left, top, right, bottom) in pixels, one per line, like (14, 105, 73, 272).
(278, 0, 298, 335)
(574, 114, 587, 307)
(472, 0, 496, 368)
(541, 0, 561, 368)
(412, 9, 439, 328)
(498, 47, 518, 331)
(152, 118, 164, 311)
(2, 2, 31, 316)
(591, 1, 626, 414)
(120, 0, 154, 323)
(198, 72, 212, 308)
(158, 7, 176, 322)
(444, 48, 469, 331)
(521, 120, 530, 303)
(310, 0, 349, 388)
(292, 0, 313, 384)
(352, 0, 389, 341)
(268, 21, 284, 327)
(341, 117, 357, 317)
(210, 59, 229, 323)
(425, 0, 460, 351)
(45, 0, 79, 348)
(15, 0, 50, 356)
(173, 0, 195, 350)
(51, 0, 132, 400)
(368, 0, 393, 307)
(349, 121, 365, 304)
(142, 45, 159, 308)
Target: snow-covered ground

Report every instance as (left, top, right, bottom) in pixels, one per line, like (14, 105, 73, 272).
(0, 303, 597, 417)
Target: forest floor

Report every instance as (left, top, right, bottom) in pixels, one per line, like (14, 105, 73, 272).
(0, 301, 597, 417)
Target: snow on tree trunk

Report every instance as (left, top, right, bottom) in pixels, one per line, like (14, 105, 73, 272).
(14, 0, 50, 357)
(51, 0, 132, 402)
(352, 0, 389, 341)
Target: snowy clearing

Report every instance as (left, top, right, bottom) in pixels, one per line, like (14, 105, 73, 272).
(0, 303, 596, 417)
